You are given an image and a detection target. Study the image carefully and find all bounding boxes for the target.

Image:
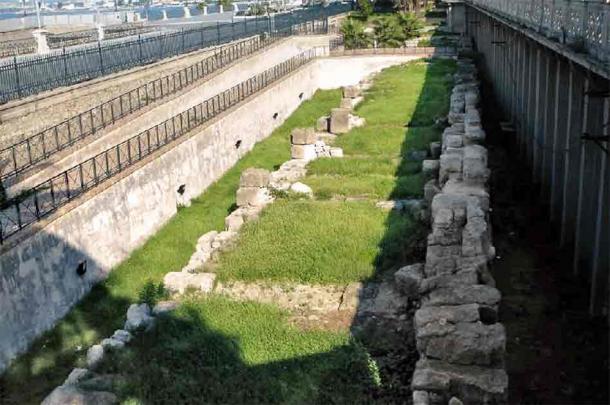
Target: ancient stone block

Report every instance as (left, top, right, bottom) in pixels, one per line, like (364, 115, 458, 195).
(225, 210, 245, 232)
(424, 180, 441, 204)
(316, 116, 329, 132)
(163, 272, 216, 294)
(124, 303, 153, 331)
(429, 141, 441, 159)
(340, 98, 353, 109)
(464, 127, 486, 145)
(394, 263, 424, 297)
(236, 187, 270, 207)
(412, 359, 508, 403)
(444, 134, 464, 149)
(414, 304, 481, 329)
(291, 127, 317, 145)
(290, 182, 313, 196)
(439, 152, 463, 184)
(463, 145, 489, 185)
(330, 147, 344, 158)
(86, 345, 104, 368)
(416, 322, 506, 366)
(239, 168, 270, 187)
(330, 108, 350, 134)
(419, 268, 478, 293)
(291, 144, 317, 161)
(422, 160, 440, 179)
(423, 285, 501, 307)
(343, 85, 360, 98)
(42, 385, 118, 405)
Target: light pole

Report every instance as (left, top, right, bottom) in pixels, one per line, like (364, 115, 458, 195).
(33, 0, 42, 29)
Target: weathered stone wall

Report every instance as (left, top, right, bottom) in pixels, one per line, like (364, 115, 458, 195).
(0, 53, 431, 373)
(408, 57, 509, 404)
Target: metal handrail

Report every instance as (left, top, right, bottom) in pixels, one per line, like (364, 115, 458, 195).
(0, 3, 349, 103)
(0, 31, 289, 182)
(0, 50, 316, 243)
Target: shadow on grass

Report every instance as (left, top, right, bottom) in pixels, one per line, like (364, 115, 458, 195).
(0, 58, 455, 404)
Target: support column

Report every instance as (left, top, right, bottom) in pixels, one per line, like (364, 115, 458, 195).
(589, 96, 609, 314)
(573, 78, 590, 275)
(533, 46, 542, 183)
(560, 64, 575, 245)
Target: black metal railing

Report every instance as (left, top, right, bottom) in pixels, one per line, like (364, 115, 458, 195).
(0, 50, 315, 243)
(0, 31, 294, 183)
(0, 3, 348, 103)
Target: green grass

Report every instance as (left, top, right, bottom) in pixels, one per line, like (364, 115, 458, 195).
(97, 296, 380, 403)
(304, 60, 455, 200)
(214, 200, 416, 284)
(0, 89, 342, 405)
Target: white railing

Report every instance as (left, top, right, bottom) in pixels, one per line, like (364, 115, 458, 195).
(467, 0, 610, 65)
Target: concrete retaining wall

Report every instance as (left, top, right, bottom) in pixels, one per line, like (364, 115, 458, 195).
(0, 52, 426, 373)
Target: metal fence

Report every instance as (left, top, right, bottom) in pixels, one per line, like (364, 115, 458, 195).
(0, 50, 315, 243)
(0, 30, 297, 182)
(467, 0, 610, 67)
(0, 3, 348, 103)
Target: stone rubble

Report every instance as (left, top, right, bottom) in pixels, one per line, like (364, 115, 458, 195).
(410, 57, 508, 405)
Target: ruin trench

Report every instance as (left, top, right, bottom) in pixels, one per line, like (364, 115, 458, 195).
(479, 76, 609, 404)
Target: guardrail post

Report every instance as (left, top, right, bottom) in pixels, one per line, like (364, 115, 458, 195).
(62, 47, 68, 81)
(98, 41, 104, 75)
(13, 56, 21, 98)
(138, 34, 143, 63)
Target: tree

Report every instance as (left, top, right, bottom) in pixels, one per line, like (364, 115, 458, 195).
(196, 2, 207, 11)
(392, 0, 420, 13)
(396, 11, 423, 39)
(340, 19, 370, 49)
(357, 0, 373, 18)
(219, 0, 232, 9)
(372, 19, 404, 47)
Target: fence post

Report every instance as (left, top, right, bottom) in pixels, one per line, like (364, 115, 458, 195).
(13, 56, 21, 98)
(232, 19, 235, 41)
(181, 28, 185, 53)
(217, 22, 221, 45)
(62, 47, 68, 81)
(244, 15, 247, 35)
(138, 34, 143, 63)
(98, 41, 104, 75)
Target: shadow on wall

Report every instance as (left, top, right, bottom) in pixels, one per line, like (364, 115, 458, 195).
(0, 232, 132, 404)
(0, 58, 454, 403)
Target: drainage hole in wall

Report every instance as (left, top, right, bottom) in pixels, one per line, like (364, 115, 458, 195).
(235, 140, 242, 149)
(298, 92, 304, 99)
(177, 184, 186, 195)
(273, 112, 279, 119)
(76, 260, 87, 277)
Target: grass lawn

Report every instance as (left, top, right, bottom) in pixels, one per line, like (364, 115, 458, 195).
(0, 89, 342, 405)
(214, 200, 416, 284)
(97, 296, 380, 404)
(304, 60, 454, 200)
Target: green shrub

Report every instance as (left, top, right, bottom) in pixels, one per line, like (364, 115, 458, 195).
(373, 19, 405, 48)
(138, 280, 168, 307)
(357, 0, 373, 18)
(340, 19, 371, 49)
(397, 12, 424, 40)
